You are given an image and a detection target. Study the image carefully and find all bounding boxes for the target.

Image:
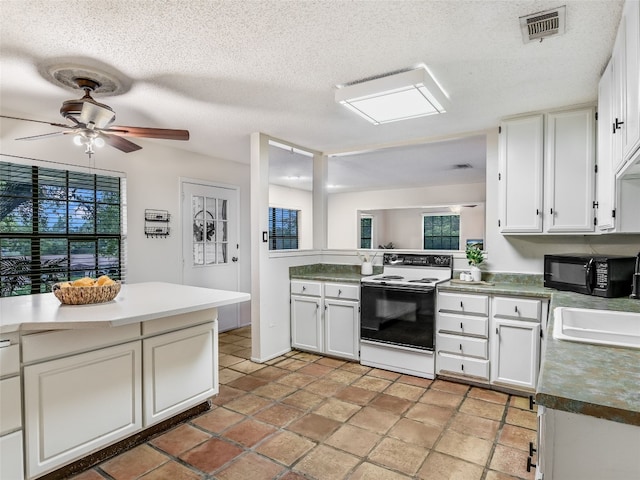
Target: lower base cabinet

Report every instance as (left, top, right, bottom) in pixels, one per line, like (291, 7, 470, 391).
(538, 407, 640, 480)
(491, 318, 540, 390)
(0, 430, 24, 480)
(24, 341, 142, 479)
(143, 322, 217, 426)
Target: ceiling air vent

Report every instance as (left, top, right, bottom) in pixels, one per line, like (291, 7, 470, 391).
(453, 163, 473, 170)
(520, 5, 566, 43)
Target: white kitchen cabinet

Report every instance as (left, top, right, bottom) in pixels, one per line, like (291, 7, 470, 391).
(143, 321, 217, 426)
(498, 114, 544, 233)
(597, 57, 617, 231)
(0, 431, 24, 480)
(291, 280, 359, 360)
(436, 291, 490, 381)
(490, 296, 545, 391)
(499, 108, 596, 234)
(24, 341, 142, 479)
(544, 107, 596, 233)
(537, 407, 640, 480)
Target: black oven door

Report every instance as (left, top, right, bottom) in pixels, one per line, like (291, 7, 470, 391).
(360, 283, 435, 350)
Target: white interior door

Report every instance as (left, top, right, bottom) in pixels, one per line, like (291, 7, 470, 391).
(181, 180, 240, 332)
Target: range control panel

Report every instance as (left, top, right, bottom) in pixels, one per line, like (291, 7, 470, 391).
(383, 253, 453, 268)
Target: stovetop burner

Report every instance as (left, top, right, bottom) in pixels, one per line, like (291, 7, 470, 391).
(380, 275, 404, 280)
(408, 278, 439, 283)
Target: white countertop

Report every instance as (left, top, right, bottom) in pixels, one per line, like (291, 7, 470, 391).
(0, 282, 251, 334)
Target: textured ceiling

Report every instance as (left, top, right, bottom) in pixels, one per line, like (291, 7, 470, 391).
(0, 0, 623, 188)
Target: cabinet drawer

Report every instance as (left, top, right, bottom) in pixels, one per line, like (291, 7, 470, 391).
(493, 296, 541, 321)
(324, 283, 359, 300)
(291, 280, 322, 296)
(438, 292, 488, 316)
(436, 332, 488, 359)
(438, 312, 488, 337)
(0, 376, 22, 435)
(0, 344, 20, 377)
(437, 352, 489, 379)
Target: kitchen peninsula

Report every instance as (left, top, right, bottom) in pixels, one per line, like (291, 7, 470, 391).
(0, 282, 250, 480)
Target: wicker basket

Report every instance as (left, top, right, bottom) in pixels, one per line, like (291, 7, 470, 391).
(52, 281, 121, 305)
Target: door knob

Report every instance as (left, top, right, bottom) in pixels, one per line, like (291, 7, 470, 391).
(232, 257, 238, 262)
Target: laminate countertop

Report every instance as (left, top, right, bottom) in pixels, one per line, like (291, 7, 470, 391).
(0, 282, 251, 334)
(439, 281, 640, 426)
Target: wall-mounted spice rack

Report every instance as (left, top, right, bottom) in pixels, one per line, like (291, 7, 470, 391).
(144, 209, 170, 238)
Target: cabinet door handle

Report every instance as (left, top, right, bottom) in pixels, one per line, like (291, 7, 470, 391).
(324, 304, 327, 310)
(338, 289, 342, 296)
(529, 442, 537, 456)
(526, 456, 537, 472)
(459, 343, 463, 351)
(496, 327, 499, 335)
(460, 322, 464, 331)
(536, 208, 540, 215)
(550, 208, 554, 215)
(515, 306, 519, 313)
(302, 286, 306, 292)
(615, 117, 625, 130)
(529, 395, 536, 410)
(460, 301, 464, 309)
(316, 303, 319, 309)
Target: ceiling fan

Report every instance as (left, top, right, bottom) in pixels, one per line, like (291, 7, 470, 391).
(1, 77, 189, 158)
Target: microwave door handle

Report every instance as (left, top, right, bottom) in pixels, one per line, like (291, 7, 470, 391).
(585, 258, 595, 293)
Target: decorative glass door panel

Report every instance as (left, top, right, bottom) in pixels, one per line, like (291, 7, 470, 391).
(192, 195, 228, 266)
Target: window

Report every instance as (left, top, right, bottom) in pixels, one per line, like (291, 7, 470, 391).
(423, 214, 460, 250)
(360, 215, 373, 248)
(269, 207, 299, 250)
(0, 161, 124, 297)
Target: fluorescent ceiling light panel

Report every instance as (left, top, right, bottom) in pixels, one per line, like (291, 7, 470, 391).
(335, 67, 449, 125)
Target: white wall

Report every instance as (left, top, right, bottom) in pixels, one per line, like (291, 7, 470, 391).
(269, 184, 313, 249)
(327, 182, 486, 249)
(1, 116, 252, 325)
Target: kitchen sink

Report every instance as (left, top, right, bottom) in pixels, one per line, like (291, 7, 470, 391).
(553, 307, 640, 349)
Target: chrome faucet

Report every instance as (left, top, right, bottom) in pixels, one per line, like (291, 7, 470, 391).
(631, 252, 640, 299)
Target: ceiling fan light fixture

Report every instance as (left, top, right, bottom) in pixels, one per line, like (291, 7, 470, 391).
(335, 66, 450, 125)
(73, 134, 84, 146)
(93, 137, 105, 148)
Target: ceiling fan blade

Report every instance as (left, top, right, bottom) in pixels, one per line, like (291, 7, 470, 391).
(80, 101, 116, 129)
(1, 114, 72, 129)
(15, 131, 71, 141)
(102, 134, 142, 153)
(105, 125, 190, 141)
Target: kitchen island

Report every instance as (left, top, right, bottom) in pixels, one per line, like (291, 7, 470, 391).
(0, 282, 250, 480)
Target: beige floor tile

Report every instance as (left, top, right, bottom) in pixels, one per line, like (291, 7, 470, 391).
(191, 407, 244, 434)
(254, 403, 304, 427)
(218, 354, 245, 367)
(352, 375, 393, 392)
(349, 462, 412, 480)
(232, 337, 252, 348)
(218, 333, 244, 343)
(215, 452, 284, 480)
(251, 382, 297, 400)
(256, 431, 316, 466)
(233, 347, 253, 359)
(69, 470, 107, 480)
(369, 393, 413, 415)
(510, 395, 537, 412)
(275, 358, 307, 371)
(489, 444, 535, 479)
(295, 445, 360, 480)
(150, 424, 210, 456)
(384, 382, 425, 401)
(420, 389, 464, 409)
(229, 359, 265, 374)
(221, 418, 277, 447)
(219, 343, 245, 355)
(340, 362, 372, 375)
(282, 390, 324, 410)
(405, 402, 455, 427)
(298, 362, 335, 377)
(417, 451, 484, 480)
(100, 444, 169, 480)
(388, 417, 443, 449)
(505, 406, 537, 430)
(368, 437, 428, 476)
(485, 470, 523, 480)
(211, 385, 245, 406)
(468, 386, 509, 404)
(459, 397, 506, 421)
(348, 406, 401, 435)
(498, 423, 537, 451)
(276, 371, 317, 388)
(325, 424, 381, 457)
(291, 351, 322, 362)
(324, 368, 362, 385)
(179, 438, 243, 474)
(448, 412, 500, 441)
(314, 397, 362, 422)
(334, 385, 378, 406)
(368, 368, 402, 380)
(288, 413, 342, 441)
(430, 379, 470, 395)
(139, 461, 203, 480)
(434, 430, 493, 466)
(397, 375, 433, 388)
(224, 393, 273, 415)
(250, 365, 288, 381)
(218, 368, 245, 384)
(304, 378, 345, 397)
(226, 375, 268, 392)
(316, 357, 347, 368)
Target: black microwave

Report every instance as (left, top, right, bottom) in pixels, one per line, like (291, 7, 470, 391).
(544, 254, 636, 297)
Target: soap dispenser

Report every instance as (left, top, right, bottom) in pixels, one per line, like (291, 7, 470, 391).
(631, 252, 640, 300)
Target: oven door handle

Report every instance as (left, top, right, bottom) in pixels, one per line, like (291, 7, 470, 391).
(361, 283, 435, 294)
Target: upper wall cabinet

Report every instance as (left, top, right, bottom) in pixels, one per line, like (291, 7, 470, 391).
(499, 107, 596, 234)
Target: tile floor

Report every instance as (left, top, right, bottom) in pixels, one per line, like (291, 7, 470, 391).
(70, 326, 538, 480)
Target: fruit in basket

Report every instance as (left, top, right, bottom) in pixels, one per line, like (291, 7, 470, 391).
(53, 275, 120, 304)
